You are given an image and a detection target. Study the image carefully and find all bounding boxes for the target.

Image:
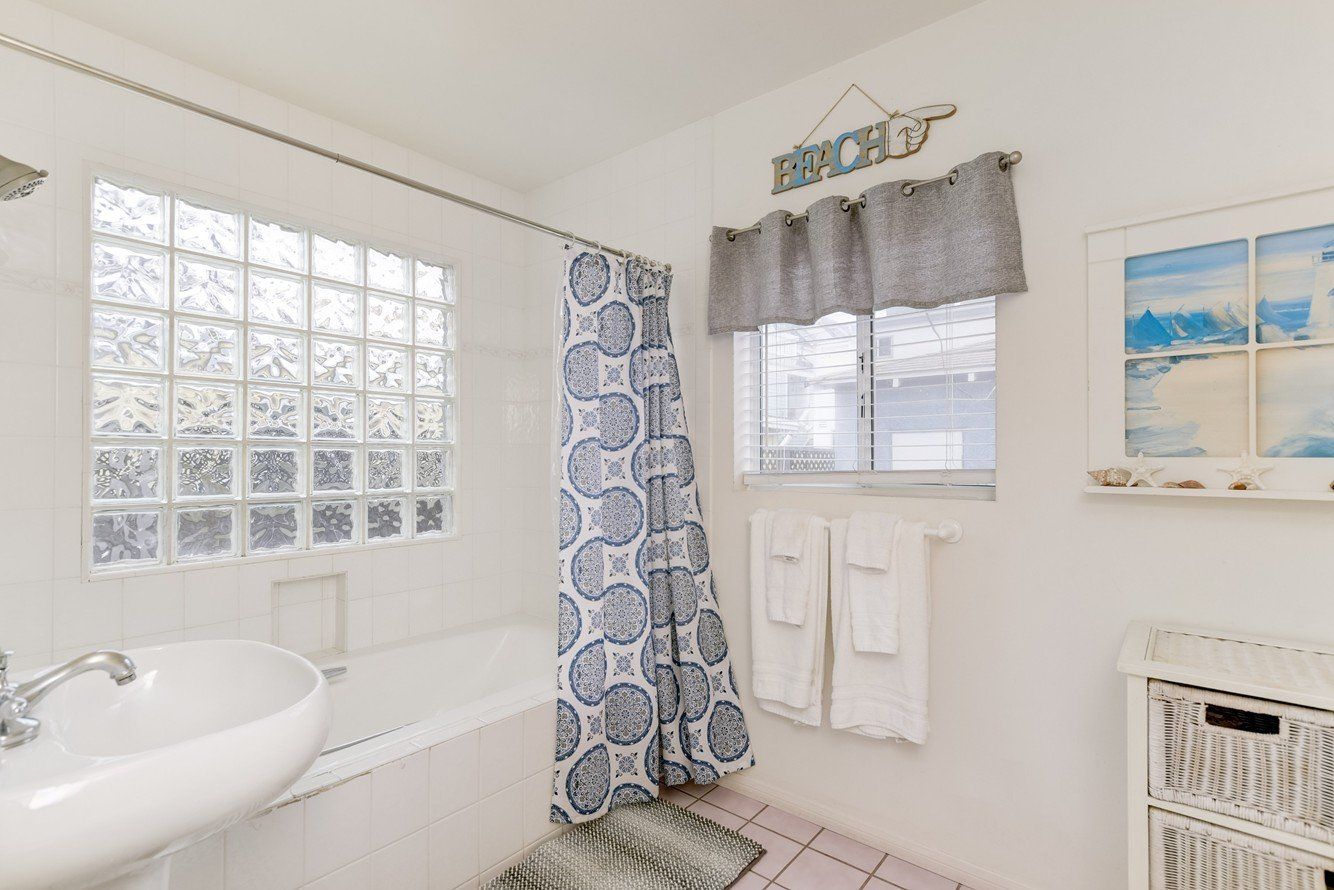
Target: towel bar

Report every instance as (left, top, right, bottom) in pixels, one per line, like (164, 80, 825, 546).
(925, 520, 963, 543)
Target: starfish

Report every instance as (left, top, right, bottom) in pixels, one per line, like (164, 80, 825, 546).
(1123, 452, 1164, 487)
(1219, 452, 1274, 490)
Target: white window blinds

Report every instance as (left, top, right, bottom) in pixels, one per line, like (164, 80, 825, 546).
(733, 296, 996, 491)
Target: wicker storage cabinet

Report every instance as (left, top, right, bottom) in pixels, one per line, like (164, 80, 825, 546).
(1121, 624, 1334, 890)
(1150, 809, 1334, 890)
(1149, 680, 1334, 845)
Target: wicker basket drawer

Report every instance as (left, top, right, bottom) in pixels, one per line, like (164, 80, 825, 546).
(1150, 809, 1334, 890)
(1150, 680, 1334, 845)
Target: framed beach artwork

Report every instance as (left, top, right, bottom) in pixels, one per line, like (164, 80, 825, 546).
(1087, 180, 1334, 497)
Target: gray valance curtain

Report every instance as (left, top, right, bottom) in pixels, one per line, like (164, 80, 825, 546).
(707, 151, 1027, 335)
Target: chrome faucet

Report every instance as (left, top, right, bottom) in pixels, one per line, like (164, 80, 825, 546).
(0, 649, 138, 749)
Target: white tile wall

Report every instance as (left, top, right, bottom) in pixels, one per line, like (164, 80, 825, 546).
(0, 0, 551, 669)
(165, 699, 557, 890)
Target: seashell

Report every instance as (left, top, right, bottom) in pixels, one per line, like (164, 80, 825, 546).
(1088, 467, 1130, 486)
(1178, 480, 1205, 489)
(1162, 481, 1182, 488)
(1229, 481, 1253, 491)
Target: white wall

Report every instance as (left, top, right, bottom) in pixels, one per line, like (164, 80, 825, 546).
(530, 1, 1334, 887)
(704, 1, 1334, 888)
(0, 0, 543, 669)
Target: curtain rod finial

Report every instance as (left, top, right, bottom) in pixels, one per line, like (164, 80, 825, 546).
(1005, 150, 1022, 169)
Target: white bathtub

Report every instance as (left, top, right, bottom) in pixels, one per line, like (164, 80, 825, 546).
(283, 614, 556, 799)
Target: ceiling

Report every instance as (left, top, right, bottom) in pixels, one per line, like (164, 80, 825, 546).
(29, 0, 980, 191)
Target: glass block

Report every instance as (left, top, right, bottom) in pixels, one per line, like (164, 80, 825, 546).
(249, 218, 306, 271)
(90, 308, 164, 371)
(93, 179, 165, 242)
(367, 449, 404, 491)
(367, 293, 409, 341)
(312, 283, 360, 336)
(248, 447, 300, 495)
(175, 507, 236, 560)
(414, 448, 451, 489)
(176, 320, 239, 377)
(175, 383, 237, 438)
(175, 198, 241, 258)
(248, 271, 305, 328)
(366, 497, 405, 540)
(414, 351, 450, 394)
(247, 387, 303, 439)
(312, 448, 356, 493)
(92, 375, 164, 436)
(367, 247, 409, 294)
(414, 399, 449, 442)
(92, 446, 160, 501)
(248, 329, 304, 382)
(312, 234, 362, 284)
(91, 510, 161, 567)
(92, 240, 166, 307)
(312, 338, 359, 388)
(311, 500, 355, 547)
(312, 392, 358, 440)
(248, 503, 300, 553)
(414, 304, 447, 347)
(414, 260, 453, 302)
(175, 256, 240, 317)
(366, 345, 408, 391)
(415, 495, 451, 536)
(176, 446, 236, 498)
(366, 396, 407, 441)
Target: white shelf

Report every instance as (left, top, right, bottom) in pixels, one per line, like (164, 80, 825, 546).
(1084, 485, 1334, 502)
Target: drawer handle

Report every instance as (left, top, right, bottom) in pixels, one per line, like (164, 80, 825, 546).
(1205, 704, 1280, 735)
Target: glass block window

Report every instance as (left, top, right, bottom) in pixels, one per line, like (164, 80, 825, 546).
(88, 175, 458, 571)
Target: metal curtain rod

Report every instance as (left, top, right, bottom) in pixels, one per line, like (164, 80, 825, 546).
(724, 150, 1023, 241)
(0, 31, 665, 268)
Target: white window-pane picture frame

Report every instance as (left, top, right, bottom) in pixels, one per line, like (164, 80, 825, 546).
(85, 170, 461, 574)
(1086, 179, 1334, 498)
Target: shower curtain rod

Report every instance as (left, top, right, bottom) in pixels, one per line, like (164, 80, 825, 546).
(0, 31, 666, 268)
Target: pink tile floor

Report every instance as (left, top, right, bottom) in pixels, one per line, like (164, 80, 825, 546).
(662, 784, 974, 890)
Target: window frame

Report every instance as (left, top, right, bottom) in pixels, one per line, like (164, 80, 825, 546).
(81, 167, 464, 580)
(735, 299, 997, 499)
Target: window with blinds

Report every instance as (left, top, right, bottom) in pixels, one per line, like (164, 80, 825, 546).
(733, 296, 996, 492)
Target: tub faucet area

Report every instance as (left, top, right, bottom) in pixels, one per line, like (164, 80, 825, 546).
(0, 649, 137, 749)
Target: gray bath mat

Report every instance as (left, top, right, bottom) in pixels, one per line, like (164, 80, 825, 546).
(482, 798, 763, 890)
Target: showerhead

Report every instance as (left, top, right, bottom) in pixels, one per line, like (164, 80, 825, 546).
(0, 154, 49, 201)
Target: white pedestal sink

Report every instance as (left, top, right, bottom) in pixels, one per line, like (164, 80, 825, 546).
(0, 640, 331, 890)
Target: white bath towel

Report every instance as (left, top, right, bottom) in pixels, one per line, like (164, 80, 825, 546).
(750, 509, 828, 726)
(830, 517, 931, 743)
(845, 511, 900, 654)
(764, 507, 816, 625)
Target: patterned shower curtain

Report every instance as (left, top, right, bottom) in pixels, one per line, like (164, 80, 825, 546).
(552, 247, 753, 823)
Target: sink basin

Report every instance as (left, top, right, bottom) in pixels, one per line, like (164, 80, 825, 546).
(0, 640, 331, 890)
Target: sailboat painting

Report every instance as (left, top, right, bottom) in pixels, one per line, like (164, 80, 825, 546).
(1124, 240, 1249, 354)
(1256, 223, 1334, 343)
(1125, 351, 1248, 457)
(1257, 345, 1334, 457)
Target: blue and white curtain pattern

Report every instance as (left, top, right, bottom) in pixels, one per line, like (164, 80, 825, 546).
(552, 246, 753, 823)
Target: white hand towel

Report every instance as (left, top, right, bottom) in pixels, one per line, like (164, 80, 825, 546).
(845, 512, 900, 654)
(764, 507, 815, 625)
(829, 518, 930, 744)
(750, 509, 828, 726)
(845, 511, 895, 571)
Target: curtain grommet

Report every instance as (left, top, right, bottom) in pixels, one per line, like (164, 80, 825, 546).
(948, 169, 959, 185)
(901, 183, 915, 197)
(839, 198, 851, 212)
(858, 195, 867, 208)
(725, 231, 736, 242)
(783, 213, 794, 227)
